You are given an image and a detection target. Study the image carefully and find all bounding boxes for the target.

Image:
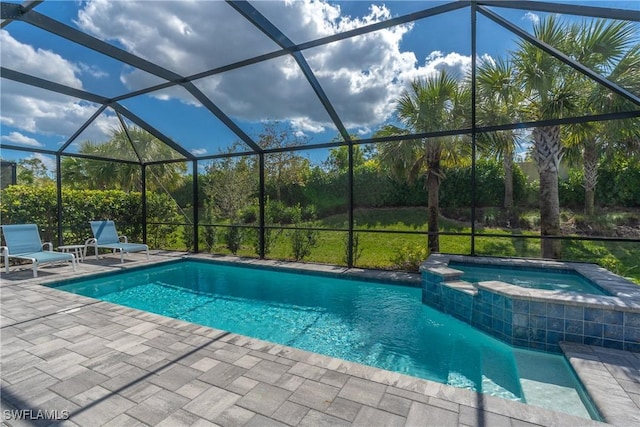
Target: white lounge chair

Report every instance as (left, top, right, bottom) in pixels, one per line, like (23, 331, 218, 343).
(87, 220, 149, 263)
(1, 224, 76, 277)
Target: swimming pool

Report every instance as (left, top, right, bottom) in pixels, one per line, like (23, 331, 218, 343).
(448, 261, 609, 295)
(49, 259, 600, 420)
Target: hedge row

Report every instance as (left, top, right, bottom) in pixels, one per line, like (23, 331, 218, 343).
(264, 160, 639, 216)
(0, 185, 183, 247)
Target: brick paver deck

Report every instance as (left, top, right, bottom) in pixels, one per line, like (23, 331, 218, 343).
(1, 252, 638, 426)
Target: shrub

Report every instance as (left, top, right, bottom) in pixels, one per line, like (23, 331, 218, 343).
(392, 244, 428, 272)
(182, 224, 195, 252)
(240, 204, 258, 224)
(342, 231, 363, 266)
(0, 185, 181, 248)
(289, 226, 318, 261)
(202, 225, 217, 252)
(439, 159, 528, 208)
(559, 162, 640, 209)
(225, 225, 243, 254)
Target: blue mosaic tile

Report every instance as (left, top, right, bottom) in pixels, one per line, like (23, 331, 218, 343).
(504, 298, 512, 311)
(546, 330, 564, 345)
(453, 292, 465, 305)
(422, 264, 635, 354)
(471, 309, 482, 324)
(565, 319, 584, 334)
(625, 312, 640, 328)
(530, 301, 546, 316)
(584, 336, 603, 346)
(480, 302, 491, 315)
(530, 327, 546, 342)
(603, 339, 624, 350)
(584, 307, 604, 323)
(547, 303, 564, 318)
(604, 325, 623, 340)
(492, 293, 505, 308)
(547, 317, 563, 332)
(624, 326, 640, 343)
(530, 341, 546, 351)
(504, 311, 513, 324)
(564, 333, 584, 344)
(603, 310, 623, 326)
(565, 305, 583, 320)
(478, 322, 492, 334)
(480, 313, 492, 329)
(456, 305, 472, 320)
(425, 282, 440, 292)
(546, 344, 561, 353)
(530, 315, 546, 329)
(513, 338, 529, 348)
(503, 323, 513, 337)
(424, 273, 443, 284)
(513, 326, 529, 339)
(513, 300, 529, 314)
(513, 313, 528, 327)
(584, 322, 603, 338)
(479, 290, 492, 303)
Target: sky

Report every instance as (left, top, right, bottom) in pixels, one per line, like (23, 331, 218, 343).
(1, 0, 639, 170)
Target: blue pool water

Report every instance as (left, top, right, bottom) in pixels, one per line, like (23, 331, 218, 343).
(449, 262, 610, 296)
(50, 260, 600, 420)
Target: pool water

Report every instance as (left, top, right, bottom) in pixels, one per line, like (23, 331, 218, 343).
(449, 262, 609, 296)
(51, 260, 600, 420)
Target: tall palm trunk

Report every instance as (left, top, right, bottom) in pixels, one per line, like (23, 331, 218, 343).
(533, 126, 563, 259)
(582, 138, 598, 216)
(426, 141, 442, 253)
(503, 152, 514, 211)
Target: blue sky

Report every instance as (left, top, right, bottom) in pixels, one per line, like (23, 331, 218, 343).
(1, 0, 638, 169)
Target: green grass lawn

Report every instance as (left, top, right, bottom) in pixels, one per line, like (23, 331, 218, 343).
(193, 207, 640, 284)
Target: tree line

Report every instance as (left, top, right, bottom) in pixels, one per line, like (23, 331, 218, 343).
(5, 15, 638, 261)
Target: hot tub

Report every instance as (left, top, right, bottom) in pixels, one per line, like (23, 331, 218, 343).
(421, 254, 640, 353)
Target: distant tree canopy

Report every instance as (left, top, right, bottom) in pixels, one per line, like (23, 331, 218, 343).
(61, 127, 187, 192)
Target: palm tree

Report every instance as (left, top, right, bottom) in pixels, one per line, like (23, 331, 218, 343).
(566, 33, 640, 215)
(376, 71, 470, 253)
(62, 127, 187, 192)
(475, 57, 524, 214)
(513, 15, 581, 259)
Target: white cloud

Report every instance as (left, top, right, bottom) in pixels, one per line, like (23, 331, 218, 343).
(2, 0, 479, 148)
(0, 30, 83, 88)
(1, 131, 43, 147)
(31, 153, 56, 173)
(74, 0, 424, 132)
(523, 12, 540, 25)
(0, 31, 117, 144)
(403, 51, 472, 82)
(190, 148, 207, 155)
(75, 62, 109, 79)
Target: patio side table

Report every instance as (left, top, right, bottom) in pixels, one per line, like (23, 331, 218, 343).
(58, 244, 86, 263)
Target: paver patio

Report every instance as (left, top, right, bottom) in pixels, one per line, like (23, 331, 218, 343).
(1, 252, 638, 426)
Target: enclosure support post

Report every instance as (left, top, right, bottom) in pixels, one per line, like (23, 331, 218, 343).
(470, 1, 478, 256)
(142, 164, 147, 244)
(56, 155, 63, 246)
(347, 143, 354, 268)
(193, 159, 199, 253)
(259, 153, 266, 259)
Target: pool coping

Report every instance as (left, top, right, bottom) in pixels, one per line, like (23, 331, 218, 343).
(420, 254, 640, 310)
(1, 252, 637, 426)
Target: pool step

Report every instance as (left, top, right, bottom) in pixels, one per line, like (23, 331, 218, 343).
(448, 339, 482, 391)
(442, 280, 477, 296)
